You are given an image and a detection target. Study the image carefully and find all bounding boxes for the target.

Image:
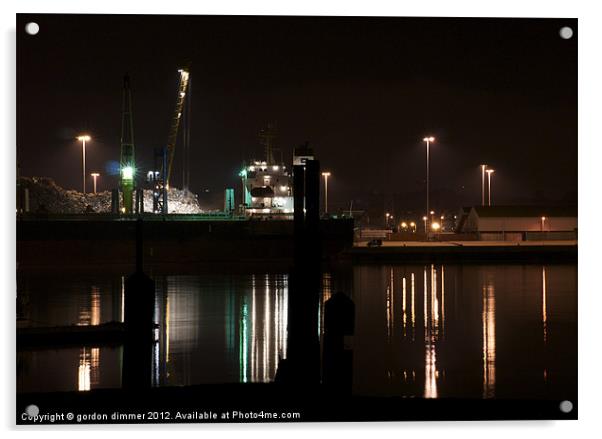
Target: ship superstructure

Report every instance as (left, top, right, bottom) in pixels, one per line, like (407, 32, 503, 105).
(240, 126, 293, 217)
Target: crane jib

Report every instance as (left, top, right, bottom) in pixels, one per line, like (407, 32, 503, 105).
(163, 69, 190, 185)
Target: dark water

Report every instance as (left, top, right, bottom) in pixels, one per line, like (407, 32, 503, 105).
(17, 263, 577, 400)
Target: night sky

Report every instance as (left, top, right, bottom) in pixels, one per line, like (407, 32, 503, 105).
(17, 14, 577, 213)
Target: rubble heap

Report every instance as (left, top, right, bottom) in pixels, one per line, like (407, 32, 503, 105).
(18, 177, 204, 214)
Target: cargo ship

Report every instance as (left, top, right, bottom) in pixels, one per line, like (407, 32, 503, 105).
(239, 127, 314, 219)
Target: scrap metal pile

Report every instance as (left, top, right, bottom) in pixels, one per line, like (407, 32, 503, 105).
(18, 177, 203, 214)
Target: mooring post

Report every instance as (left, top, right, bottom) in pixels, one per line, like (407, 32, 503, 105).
(122, 218, 156, 390)
(323, 292, 355, 393)
(278, 160, 321, 386)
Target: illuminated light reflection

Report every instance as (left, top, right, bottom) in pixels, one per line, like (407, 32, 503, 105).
(251, 275, 256, 382)
(120, 276, 125, 323)
(424, 266, 439, 398)
(542, 266, 548, 343)
(240, 301, 248, 383)
(482, 282, 496, 398)
(165, 295, 170, 364)
(441, 266, 445, 337)
(77, 286, 103, 391)
(423, 268, 428, 332)
(244, 275, 288, 383)
(411, 273, 415, 340)
(78, 347, 99, 391)
(402, 276, 407, 334)
(264, 276, 270, 382)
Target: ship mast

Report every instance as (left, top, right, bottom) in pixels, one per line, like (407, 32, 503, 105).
(259, 123, 276, 164)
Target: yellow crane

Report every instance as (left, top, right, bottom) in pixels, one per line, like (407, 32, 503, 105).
(152, 68, 190, 214)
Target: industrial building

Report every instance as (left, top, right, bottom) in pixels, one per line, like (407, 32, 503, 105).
(457, 205, 577, 240)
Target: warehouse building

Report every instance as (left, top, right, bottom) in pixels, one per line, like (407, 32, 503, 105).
(457, 206, 577, 241)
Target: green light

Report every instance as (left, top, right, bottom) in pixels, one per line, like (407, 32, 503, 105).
(238, 168, 247, 178)
(122, 165, 134, 181)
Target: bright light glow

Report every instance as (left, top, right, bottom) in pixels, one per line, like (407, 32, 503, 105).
(486, 169, 495, 175)
(249, 166, 255, 171)
(423, 136, 435, 142)
(180, 92, 186, 97)
(262, 208, 270, 213)
(90, 173, 100, 177)
(273, 166, 279, 171)
(422, 216, 428, 221)
(280, 186, 288, 192)
(322, 172, 331, 177)
(431, 222, 441, 231)
(401, 222, 408, 228)
(77, 135, 91, 142)
(430, 210, 435, 215)
(541, 216, 546, 221)
(121, 166, 134, 180)
(410, 222, 416, 227)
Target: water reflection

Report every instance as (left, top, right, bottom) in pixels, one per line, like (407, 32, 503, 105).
(352, 263, 576, 400)
(78, 347, 100, 391)
(151, 274, 288, 387)
(17, 264, 577, 399)
(424, 265, 441, 399)
(542, 266, 548, 344)
(76, 285, 102, 391)
(481, 282, 496, 398)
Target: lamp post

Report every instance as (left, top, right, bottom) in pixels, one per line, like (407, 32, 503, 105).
(480, 164, 487, 206)
(541, 216, 546, 232)
(91, 173, 100, 194)
(77, 135, 91, 193)
(486, 169, 495, 206)
(422, 216, 428, 234)
(423, 136, 435, 229)
(410, 221, 416, 233)
(322, 172, 331, 214)
(385, 212, 390, 228)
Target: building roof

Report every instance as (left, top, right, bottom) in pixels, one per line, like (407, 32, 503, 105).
(472, 205, 577, 218)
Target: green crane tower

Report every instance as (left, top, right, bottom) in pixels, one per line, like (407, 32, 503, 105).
(120, 75, 135, 214)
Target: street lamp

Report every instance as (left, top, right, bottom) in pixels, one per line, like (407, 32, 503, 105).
(486, 169, 495, 206)
(77, 135, 91, 193)
(422, 216, 428, 233)
(385, 212, 390, 227)
(541, 216, 546, 232)
(322, 172, 331, 214)
(480, 164, 487, 206)
(423, 136, 435, 229)
(90, 173, 100, 194)
(410, 221, 416, 233)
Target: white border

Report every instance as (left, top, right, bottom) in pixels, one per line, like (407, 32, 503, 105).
(2, 1, 601, 437)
